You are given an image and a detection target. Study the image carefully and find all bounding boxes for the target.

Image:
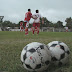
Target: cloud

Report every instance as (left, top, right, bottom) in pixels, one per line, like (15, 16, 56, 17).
(8, 14, 20, 19)
(1, 8, 72, 26)
(3, 14, 22, 23)
(39, 8, 72, 25)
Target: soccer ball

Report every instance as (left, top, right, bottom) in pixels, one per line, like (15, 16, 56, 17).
(47, 41, 70, 66)
(21, 42, 51, 72)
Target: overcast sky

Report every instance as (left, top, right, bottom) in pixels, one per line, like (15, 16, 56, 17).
(0, 0, 72, 25)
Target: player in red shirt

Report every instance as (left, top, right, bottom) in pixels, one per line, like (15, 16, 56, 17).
(20, 21, 24, 32)
(24, 9, 33, 35)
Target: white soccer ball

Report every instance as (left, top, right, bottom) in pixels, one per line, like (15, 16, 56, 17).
(47, 41, 70, 66)
(21, 42, 51, 72)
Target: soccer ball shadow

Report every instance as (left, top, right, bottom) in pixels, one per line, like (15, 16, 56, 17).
(46, 61, 70, 72)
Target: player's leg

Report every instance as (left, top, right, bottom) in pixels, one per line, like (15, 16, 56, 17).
(32, 27, 35, 35)
(32, 23, 35, 35)
(37, 23, 40, 35)
(20, 26, 22, 32)
(37, 27, 40, 35)
(25, 22, 29, 35)
(25, 27, 28, 35)
(25, 22, 27, 34)
(22, 26, 24, 32)
(66, 29, 68, 32)
(35, 26, 37, 32)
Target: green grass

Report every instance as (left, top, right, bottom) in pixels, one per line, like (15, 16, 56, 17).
(0, 31, 72, 72)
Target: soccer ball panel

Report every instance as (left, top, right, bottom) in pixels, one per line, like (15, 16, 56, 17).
(44, 45, 51, 57)
(24, 52, 40, 69)
(28, 48, 36, 53)
(60, 42, 70, 52)
(26, 42, 43, 50)
(48, 41, 59, 47)
(21, 49, 26, 62)
(60, 53, 70, 64)
(24, 64, 33, 71)
(40, 49, 51, 62)
(23, 53, 27, 61)
(26, 51, 32, 57)
(50, 45, 64, 60)
(24, 46, 28, 50)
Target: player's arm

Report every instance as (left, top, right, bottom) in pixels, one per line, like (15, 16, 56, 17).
(31, 15, 37, 19)
(31, 15, 34, 19)
(28, 13, 34, 19)
(29, 13, 34, 19)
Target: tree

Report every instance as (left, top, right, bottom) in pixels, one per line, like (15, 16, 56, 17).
(1, 21, 18, 29)
(57, 21, 63, 28)
(2, 21, 12, 27)
(65, 17, 72, 29)
(54, 21, 63, 28)
(40, 17, 51, 27)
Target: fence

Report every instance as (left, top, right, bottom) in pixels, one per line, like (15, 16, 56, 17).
(40, 27, 72, 32)
(0, 27, 72, 32)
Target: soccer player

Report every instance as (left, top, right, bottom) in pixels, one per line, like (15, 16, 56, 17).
(20, 21, 24, 32)
(24, 9, 33, 35)
(65, 27, 68, 32)
(32, 10, 44, 35)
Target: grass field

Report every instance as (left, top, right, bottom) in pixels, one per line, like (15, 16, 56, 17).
(0, 31, 72, 72)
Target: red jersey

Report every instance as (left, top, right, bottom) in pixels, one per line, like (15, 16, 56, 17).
(20, 22, 23, 26)
(24, 11, 32, 21)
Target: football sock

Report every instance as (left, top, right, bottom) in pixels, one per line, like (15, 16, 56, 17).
(33, 30, 35, 34)
(37, 30, 39, 34)
(25, 28, 28, 35)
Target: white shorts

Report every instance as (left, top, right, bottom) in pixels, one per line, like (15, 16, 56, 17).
(24, 21, 29, 27)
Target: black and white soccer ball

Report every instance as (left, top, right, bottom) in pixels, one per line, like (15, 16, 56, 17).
(47, 41, 70, 66)
(21, 42, 51, 72)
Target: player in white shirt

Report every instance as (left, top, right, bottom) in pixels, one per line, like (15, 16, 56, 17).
(32, 10, 44, 35)
(64, 27, 68, 32)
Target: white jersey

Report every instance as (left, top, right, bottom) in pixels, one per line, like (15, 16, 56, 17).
(65, 27, 68, 30)
(33, 13, 42, 23)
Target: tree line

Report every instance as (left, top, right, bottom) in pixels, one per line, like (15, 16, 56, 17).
(0, 17, 72, 29)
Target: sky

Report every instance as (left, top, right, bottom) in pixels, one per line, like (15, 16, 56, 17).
(0, 0, 72, 25)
